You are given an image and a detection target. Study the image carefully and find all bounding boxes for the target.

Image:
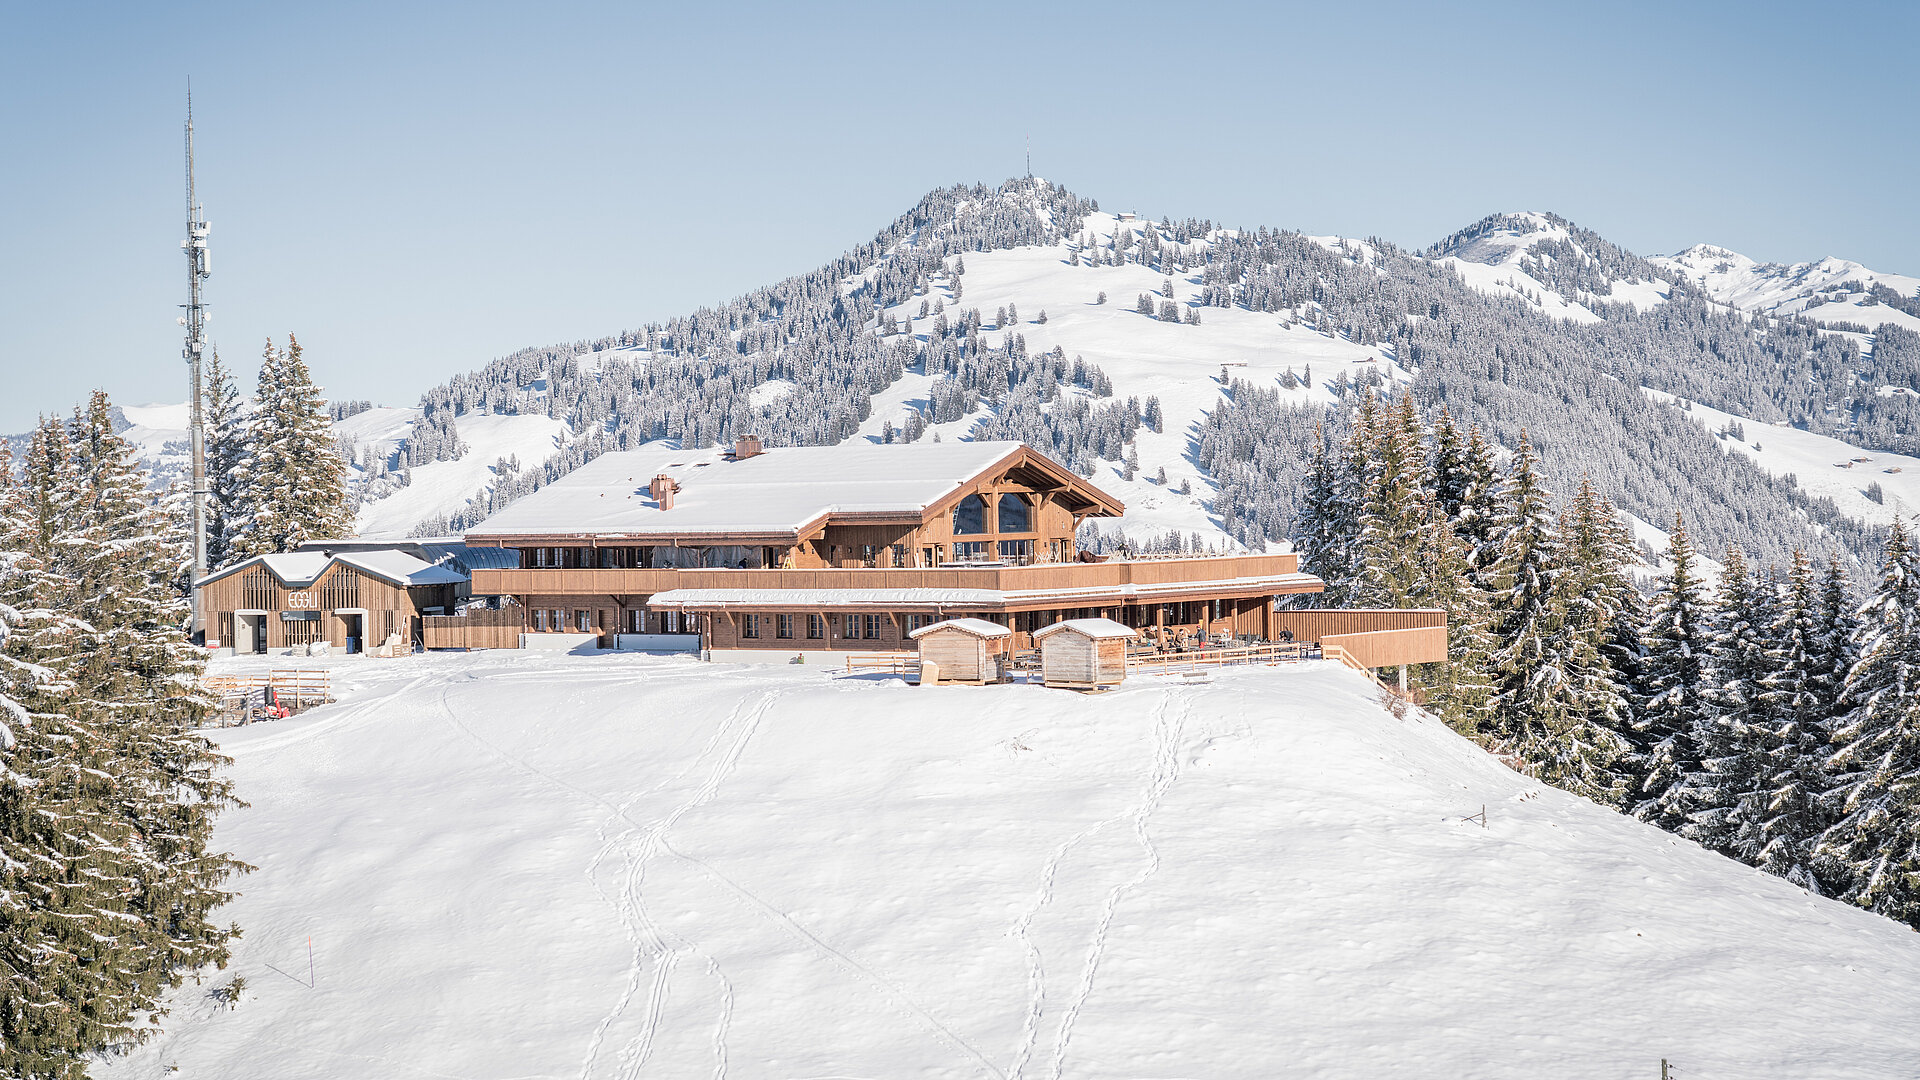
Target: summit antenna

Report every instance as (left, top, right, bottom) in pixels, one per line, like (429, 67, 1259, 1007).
(1025, 134, 1031, 179)
(183, 86, 211, 636)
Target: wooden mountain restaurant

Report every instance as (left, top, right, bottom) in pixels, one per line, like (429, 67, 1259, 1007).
(443, 437, 1444, 661)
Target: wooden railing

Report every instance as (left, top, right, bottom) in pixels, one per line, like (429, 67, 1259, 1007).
(1128, 642, 1317, 674)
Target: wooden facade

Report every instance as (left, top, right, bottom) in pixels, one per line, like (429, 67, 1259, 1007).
(471, 553, 1318, 651)
(910, 619, 1013, 684)
(1035, 619, 1136, 690)
(200, 560, 457, 655)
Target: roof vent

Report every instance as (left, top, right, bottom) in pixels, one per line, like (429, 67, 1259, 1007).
(649, 474, 680, 510)
(733, 434, 764, 460)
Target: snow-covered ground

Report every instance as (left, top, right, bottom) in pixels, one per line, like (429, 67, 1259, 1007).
(104, 651, 1920, 1079)
(351, 412, 570, 537)
(1642, 387, 1920, 525)
(1654, 244, 1920, 334)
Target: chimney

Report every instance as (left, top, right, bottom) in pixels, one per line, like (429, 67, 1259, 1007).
(733, 433, 763, 460)
(650, 474, 678, 510)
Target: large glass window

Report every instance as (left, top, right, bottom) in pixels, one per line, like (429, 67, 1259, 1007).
(996, 493, 1031, 533)
(863, 614, 883, 640)
(742, 614, 760, 639)
(998, 539, 1034, 563)
(952, 494, 989, 534)
(776, 614, 794, 639)
(843, 614, 859, 639)
(953, 541, 989, 561)
(807, 614, 824, 639)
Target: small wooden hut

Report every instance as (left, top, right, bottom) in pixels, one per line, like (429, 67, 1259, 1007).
(908, 617, 1013, 685)
(1033, 618, 1136, 690)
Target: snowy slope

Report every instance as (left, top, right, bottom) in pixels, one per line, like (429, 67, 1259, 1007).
(105, 653, 1920, 1080)
(350, 411, 570, 537)
(1429, 211, 1671, 320)
(1655, 244, 1920, 334)
(867, 212, 1403, 549)
(1642, 387, 1920, 525)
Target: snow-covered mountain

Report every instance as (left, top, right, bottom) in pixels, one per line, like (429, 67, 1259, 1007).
(79, 181, 1920, 569)
(100, 652, 1920, 1079)
(1654, 244, 1920, 333)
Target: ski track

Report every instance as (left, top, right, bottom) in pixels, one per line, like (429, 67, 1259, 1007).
(1045, 693, 1192, 1080)
(223, 673, 435, 757)
(435, 669, 1000, 1079)
(430, 676, 773, 1080)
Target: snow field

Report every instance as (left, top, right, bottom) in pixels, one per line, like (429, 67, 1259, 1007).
(872, 215, 1401, 548)
(1655, 245, 1920, 334)
(1642, 387, 1920, 526)
(351, 411, 569, 536)
(106, 652, 1920, 1079)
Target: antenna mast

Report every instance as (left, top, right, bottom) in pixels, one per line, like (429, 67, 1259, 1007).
(183, 87, 211, 637)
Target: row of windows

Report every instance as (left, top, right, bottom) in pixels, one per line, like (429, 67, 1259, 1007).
(740, 613, 933, 640)
(529, 608, 704, 634)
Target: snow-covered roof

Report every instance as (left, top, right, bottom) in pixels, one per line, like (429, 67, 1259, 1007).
(909, 617, 1012, 640)
(334, 550, 468, 587)
(1033, 618, 1138, 641)
(462, 441, 1119, 541)
(196, 549, 467, 590)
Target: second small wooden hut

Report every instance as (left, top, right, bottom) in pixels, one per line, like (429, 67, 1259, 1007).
(1033, 618, 1136, 690)
(909, 617, 1014, 685)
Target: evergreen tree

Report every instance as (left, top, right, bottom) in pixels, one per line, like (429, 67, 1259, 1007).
(1417, 493, 1497, 736)
(202, 348, 249, 568)
(1296, 423, 1361, 605)
(1821, 521, 1920, 924)
(230, 335, 351, 558)
(1694, 545, 1776, 854)
(1354, 395, 1432, 609)
(1543, 477, 1638, 804)
(1634, 514, 1719, 833)
(1749, 551, 1836, 890)
(1486, 433, 1562, 740)
(0, 400, 249, 1076)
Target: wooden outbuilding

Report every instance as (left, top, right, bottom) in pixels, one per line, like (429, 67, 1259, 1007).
(196, 550, 466, 656)
(1033, 618, 1136, 690)
(908, 617, 1013, 685)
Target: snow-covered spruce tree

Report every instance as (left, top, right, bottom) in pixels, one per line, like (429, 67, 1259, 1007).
(1486, 433, 1565, 746)
(202, 347, 250, 568)
(1416, 492, 1497, 737)
(1355, 395, 1433, 609)
(1815, 558, 1862, 730)
(1633, 514, 1718, 834)
(1693, 544, 1778, 856)
(1820, 520, 1920, 925)
(230, 335, 350, 558)
(0, 402, 248, 1075)
(1295, 423, 1361, 605)
(1537, 477, 1638, 805)
(1749, 551, 1837, 891)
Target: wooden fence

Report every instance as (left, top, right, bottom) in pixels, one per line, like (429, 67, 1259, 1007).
(423, 608, 524, 650)
(201, 669, 334, 725)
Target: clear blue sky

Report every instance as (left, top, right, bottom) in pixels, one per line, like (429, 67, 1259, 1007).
(3, 0, 1913, 431)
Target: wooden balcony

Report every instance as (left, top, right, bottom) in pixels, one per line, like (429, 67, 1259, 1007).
(469, 552, 1313, 608)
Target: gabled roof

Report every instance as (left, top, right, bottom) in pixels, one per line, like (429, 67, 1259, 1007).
(1032, 617, 1138, 641)
(196, 549, 467, 591)
(462, 440, 1122, 543)
(909, 617, 1013, 640)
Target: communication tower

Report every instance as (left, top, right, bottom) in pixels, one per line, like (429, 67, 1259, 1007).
(182, 89, 212, 636)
